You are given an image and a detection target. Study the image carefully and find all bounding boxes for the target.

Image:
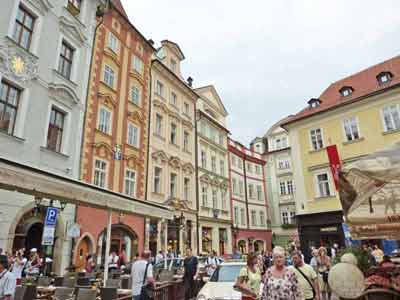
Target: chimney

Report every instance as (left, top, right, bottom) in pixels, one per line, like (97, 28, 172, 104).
(187, 76, 193, 87)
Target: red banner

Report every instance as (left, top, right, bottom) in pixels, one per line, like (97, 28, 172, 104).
(326, 145, 341, 190)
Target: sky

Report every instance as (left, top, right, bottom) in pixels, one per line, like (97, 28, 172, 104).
(121, 0, 400, 145)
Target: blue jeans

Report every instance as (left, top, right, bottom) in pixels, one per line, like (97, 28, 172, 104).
(133, 296, 141, 300)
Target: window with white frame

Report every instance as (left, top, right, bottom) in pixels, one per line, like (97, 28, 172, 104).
(94, 159, 107, 188)
(310, 128, 324, 150)
(278, 159, 290, 170)
(103, 65, 115, 88)
(170, 59, 177, 72)
(232, 178, 238, 195)
(183, 131, 190, 152)
(275, 136, 288, 150)
(247, 163, 253, 173)
(155, 113, 163, 136)
(255, 165, 261, 175)
(127, 123, 139, 147)
(219, 133, 224, 146)
(234, 207, 239, 225)
(240, 208, 246, 225)
(184, 102, 190, 115)
(170, 173, 177, 198)
(132, 55, 144, 74)
(200, 120, 206, 136)
(124, 169, 136, 197)
(239, 180, 244, 195)
(238, 159, 243, 170)
(209, 126, 217, 142)
(281, 211, 289, 225)
(290, 211, 296, 224)
(343, 117, 360, 141)
(260, 211, 266, 227)
(248, 184, 255, 199)
(170, 92, 177, 106)
(201, 150, 207, 168)
(201, 185, 208, 206)
(13, 6, 35, 50)
(170, 123, 177, 144)
(251, 210, 257, 226)
(220, 160, 225, 176)
(280, 180, 294, 196)
(221, 190, 227, 210)
(184, 178, 190, 201)
(279, 181, 287, 196)
(58, 41, 74, 80)
(98, 107, 111, 134)
(287, 180, 294, 195)
(231, 155, 237, 167)
(212, 189, 218, 209)
(0, 81, 20, 136)
(154, 167, 162, 193)
(108, 32, 119, 53)
(156, 80, 164, 97)
(257, 185, 263, 201)
(382, 105, 400, 132)
(130, 86, 140, 106)
(316, 173, 331, 197)
(211, 156, 217, 172)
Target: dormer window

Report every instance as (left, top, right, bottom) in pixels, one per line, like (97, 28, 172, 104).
(339, 86, 354, 97)
(308, 98, 322, 109)
(170, 59, 177, 72)
(67, 0, 81, 16)
(377, 72, 393, 85)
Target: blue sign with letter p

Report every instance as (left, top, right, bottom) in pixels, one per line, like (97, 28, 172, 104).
(45, 207, 59, 226)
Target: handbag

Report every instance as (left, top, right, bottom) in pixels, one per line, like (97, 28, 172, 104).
(295, 266, 316, 299)
(140, 263, 154, 300)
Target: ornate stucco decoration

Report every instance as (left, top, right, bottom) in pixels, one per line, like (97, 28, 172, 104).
(0, 38, 38, 87)
(169, 156, 181, 169)
(125, 154, 140, 169)
(152, 150, 168, 164)
(127, 110, 145, 125)
(168, 111, 181, 122)
(211, 177, 220, 187)
(98, 92, 117, 108)
(182, 119, 193, 130)
(48, 83, 79, 107)
(199, 174, 211, 185)
(91, 142, 114, 160)
(153, 99, 168, 114)
(182, 162, 195, 175)
(26, 0, 53, 16)
(59, 16, 87, 46)
(220, 180, 229, 190)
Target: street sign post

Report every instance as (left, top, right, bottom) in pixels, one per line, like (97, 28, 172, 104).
(42, 207, 59, 246)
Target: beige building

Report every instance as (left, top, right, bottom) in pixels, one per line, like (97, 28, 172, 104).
(146, 40, 198, 255)
(195, 86, 232, 255)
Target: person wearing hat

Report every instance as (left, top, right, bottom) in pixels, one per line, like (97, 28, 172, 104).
(0, 255, 16, 300)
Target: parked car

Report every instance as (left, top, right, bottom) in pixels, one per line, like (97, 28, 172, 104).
(196, 261, 245, 300)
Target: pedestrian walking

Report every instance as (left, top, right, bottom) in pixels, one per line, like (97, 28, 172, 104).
(0, 255, 16, 300)
(205, 250, 220, 277)
(11, 250, 27, 285)
(131, 251, 154, 300)
(108, 251, 119, 272)
(26, 249, 41, 278)
(316, 247, 331, 300)
(155, 251, 164, 264)
(290, 251, 320, 300)
(261, 246, 302, 300)
(183, 248, 198, 300)
(234, 252, 262, 300)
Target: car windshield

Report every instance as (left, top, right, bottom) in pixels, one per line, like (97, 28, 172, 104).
(210, 265, 243, 282)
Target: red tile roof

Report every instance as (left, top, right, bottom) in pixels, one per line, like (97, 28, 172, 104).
(112, 0, 129, 19)
(282, 55, 400, 127)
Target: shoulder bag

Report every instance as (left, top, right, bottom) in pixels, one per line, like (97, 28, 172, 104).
(140, 263, 154, 300)
(295, 266, 316, 299)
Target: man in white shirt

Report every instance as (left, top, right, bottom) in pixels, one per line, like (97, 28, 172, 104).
(205, 250, 220, 277)
(108, 252, 119, 272)
(131, 251, 154, 300)
(0, 255, 16, 300)
(11, 250, 27, 285)
(155, 251, 164, 264)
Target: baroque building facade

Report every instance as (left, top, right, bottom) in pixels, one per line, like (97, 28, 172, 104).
(0, 0, 99, 273)
(146, 40, 198, 255)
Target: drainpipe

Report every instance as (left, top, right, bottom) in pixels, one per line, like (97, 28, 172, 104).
(242, 155, 250, 241)
(144, 60, 154, 202)
(194, 111, 201, 255)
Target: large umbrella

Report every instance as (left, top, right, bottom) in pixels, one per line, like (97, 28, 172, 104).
(339, 141, 400, 239)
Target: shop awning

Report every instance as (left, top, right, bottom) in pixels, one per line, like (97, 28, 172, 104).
(339, 141, 400, 239)
(0, 157, 174, 220)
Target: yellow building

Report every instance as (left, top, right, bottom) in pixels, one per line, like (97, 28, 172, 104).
(282, 55, 400, 258)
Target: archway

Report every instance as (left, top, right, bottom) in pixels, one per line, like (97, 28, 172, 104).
(238, 240, 247, 254)
(13, 210, 44, 253)
(74, 235, 94, 272)
(254, 240, 265, 253)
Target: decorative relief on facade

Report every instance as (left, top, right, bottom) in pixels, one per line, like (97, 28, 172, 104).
(59, 16, 87, 45)
(103, 50, 121, 66)
(92, 142, 114, 160)
(169, 156, 181, 169)
(0, 39, 38, 87)
(151, 150, 168, 164)
(26, 0, 53, 15)
(168, 111, 181, 122)
(182, 119, 193, 130)
(125, 155, 140, 169)
(127, 110, 144, 124)
(211, 177, 220, 187)
(153, 99, 168, 114)
(98, 92, 117, 108)
(48, 83, 79, 106)
(200, 174, 211, 184)
(182, 163, 195, 175)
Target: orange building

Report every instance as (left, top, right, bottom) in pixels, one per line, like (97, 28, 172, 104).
(75, 0, 155, 268)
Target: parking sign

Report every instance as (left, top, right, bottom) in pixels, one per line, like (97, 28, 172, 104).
(45, 207, 58, 226)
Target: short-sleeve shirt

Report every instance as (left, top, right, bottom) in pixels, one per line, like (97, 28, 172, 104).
(131, 260, 153, 296)
(239, 267, 262, 296)
(184, 256, 198, 280)
(291, 264, 317, 300)
(0, 270, 16, 300)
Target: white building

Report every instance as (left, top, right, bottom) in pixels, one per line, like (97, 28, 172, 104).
(0, 0, 100, 273)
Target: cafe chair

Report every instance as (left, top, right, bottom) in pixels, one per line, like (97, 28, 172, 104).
(76, 277, 91, 287)
(53, 277, 64, 287)
(14, 286, 25, 300)
(53, 287, 74, 300)
(37, 277, 52, 287)
(99, 287, 117, 300)
(105, 279, 120, 288)
(362, 288, 400, 300)
(62, 277, 76, 288)
(120, 277, 130, 290)
(76, 289, 97, 300)
(23, 285, 37, 300)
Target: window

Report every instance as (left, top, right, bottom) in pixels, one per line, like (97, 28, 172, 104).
(281, 212, 289, 225)
(238, 159, 243, 170)
(247, 163, 253, 173)
(212, 190, 218, 209)
(219, 133, 224, 146)
(280, 180, 294, 196)
(211, 156, 217, 172)
(251, 210, 257, 226)
(290, 212, 296, 224)
(340, 87, 353, 97)
(170, 123, 177, 144)
(202, 185, 208, 206)
(156, 81, 164, 97)
(155, 114, 163, 136)
(377, 72, 392, 84)
(382, 105, 400, 132)
(343, 117, 360, 141)
(310, 128, 324, 150)
(108, 32, 119, 53)
(183, 131, 190, 151)
(239, 180, 244, 196)
(209, 126, 217, 142)
(184, 178, 190, 201)
(221, 191, 227, 210)
(257, 185, 263, 201)
(184, 102, 190, 115)
(94, 160, 107, 188)
(279, 181, 287, 196)
(231, 155, 237, 167)
(0, 81, 20, 135)
(275, 137, 288, 150)
(154, 167, 162, 193)
(232, 178, 238, 195)
(316, 173, 331, 197)
(240, 208, 246, 225)
(220, 160, 225, 176)
(127, 123, 139, 147)
(131, 86, 140, 106)
(47, 107, 65, 152)
(260, 211, 266, 227)
(58, 41, 74, 79)
(278, 159, 290, 170)
(255, 165, 261, 175)
(133, 56, 144, 74)
(103, 65, 115, 88)
(98, 107, 111, 134)
(13, 6, 35, 50)
(124, 169, 136, 197)
(287, 180, 294, 195)
(170, 173, 177, 197)
(248, 184, 254, 199)
(234, 207, 239, 225)
(170, 92, 177, 106)
(201, 150, 207, 168)
(170, 59, 177, 72)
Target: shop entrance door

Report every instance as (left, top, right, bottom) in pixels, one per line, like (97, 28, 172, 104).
(75, 238, 91, 272)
